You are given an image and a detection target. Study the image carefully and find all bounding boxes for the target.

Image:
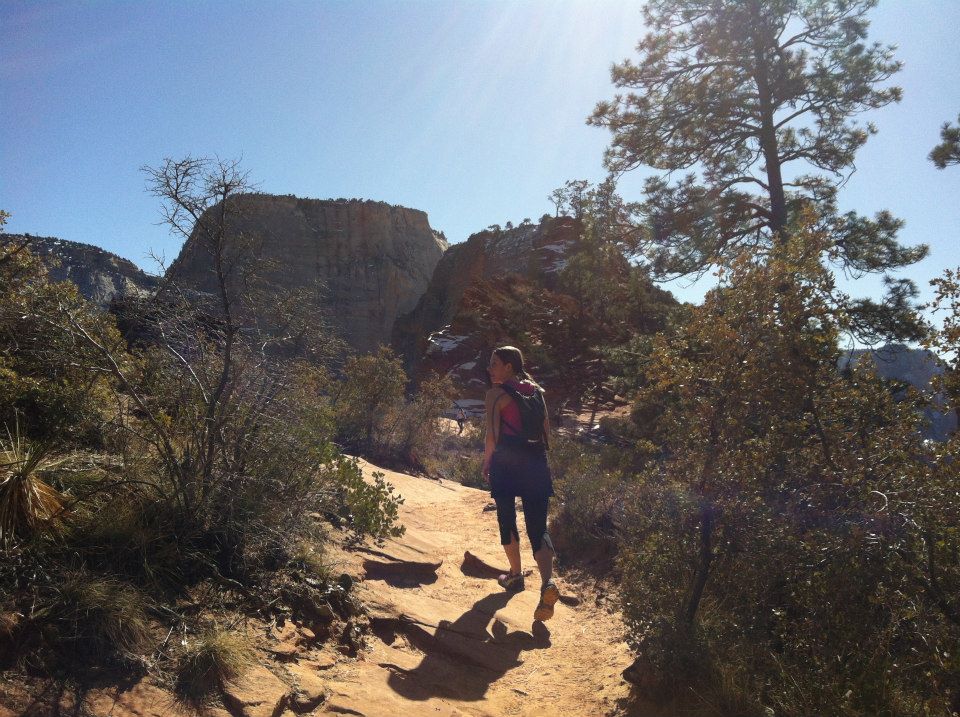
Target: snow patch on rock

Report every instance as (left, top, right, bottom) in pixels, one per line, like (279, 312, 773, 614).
(426, 327, 469, 355)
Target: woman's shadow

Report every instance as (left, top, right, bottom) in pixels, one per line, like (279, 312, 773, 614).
(383, 590, 551, 701)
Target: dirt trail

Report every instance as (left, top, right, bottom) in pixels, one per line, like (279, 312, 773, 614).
(321, 458, 638, 717)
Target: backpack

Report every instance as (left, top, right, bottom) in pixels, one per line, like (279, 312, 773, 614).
(500, 383, 548, 448)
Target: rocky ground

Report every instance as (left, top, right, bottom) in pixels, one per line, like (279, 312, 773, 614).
(1, 458, 649, 717)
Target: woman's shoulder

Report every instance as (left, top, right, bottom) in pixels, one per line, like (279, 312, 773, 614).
(485, 385, 507, 401)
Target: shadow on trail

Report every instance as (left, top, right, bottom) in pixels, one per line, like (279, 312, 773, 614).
(382, 591, 551, 702)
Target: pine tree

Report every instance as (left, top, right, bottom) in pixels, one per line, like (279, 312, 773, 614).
(930, 113, 960, 169)
(590, 0, 926, 342)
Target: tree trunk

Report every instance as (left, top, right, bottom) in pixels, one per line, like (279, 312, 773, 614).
(751, 11, 787, 237)
(683, 500, 714, 626)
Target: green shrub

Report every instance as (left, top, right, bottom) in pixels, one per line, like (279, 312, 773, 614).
(549, 436, 629, 559)
(333, 347, 406, 451)
(373, 373, 454, 468)
(325, 456, 404, 544)
(420, 416, 485, 488)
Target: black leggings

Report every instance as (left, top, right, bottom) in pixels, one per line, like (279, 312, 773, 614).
(494, 493, 553, 556)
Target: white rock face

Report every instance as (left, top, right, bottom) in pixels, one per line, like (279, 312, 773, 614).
(168, 195, 447, 353)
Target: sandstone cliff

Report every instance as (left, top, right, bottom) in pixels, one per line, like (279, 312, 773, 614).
(167, 195, 447, 353)
(7, 234, 159, 307)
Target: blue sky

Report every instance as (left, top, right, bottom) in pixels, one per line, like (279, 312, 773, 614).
(2, 0, 959, 309)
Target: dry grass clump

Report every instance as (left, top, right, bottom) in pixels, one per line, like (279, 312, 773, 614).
(288, 539, 330, 581)
(175, 627, 253, 700)
(40, 570, 153, 666)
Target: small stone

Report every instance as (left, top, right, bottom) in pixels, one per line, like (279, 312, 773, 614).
(285, 662, 327, 713)
(222, 665, 290, 717)
(314, 604, 336, 621)
(303, 654, 336, 670)
(268, 642, 299, 660)
(337, 573, 354, 592)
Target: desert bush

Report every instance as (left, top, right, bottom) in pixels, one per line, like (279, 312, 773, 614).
(327, 456, 404, 544)
(548, 436, 629, 560)
(616, 222, 959, 715)
(418, 414, 485, 487)
(333, 346, 406, 452)
(0, 236, 118, 446)
(374, 372, 455, 467)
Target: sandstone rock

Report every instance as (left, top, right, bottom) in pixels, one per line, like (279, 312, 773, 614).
(392, 214, 678, 415)
(222, 665, 289, 717)
(84, 681, 192, 717)
(840, 344, 958, 440)
(6, 234, 159, 308)
(267, 621, 302, 660)
(391, 216, 586, 402)
(284, 661, 326, 712)
(392, 217, 580, 375)
(304, 653, 336, 670)
(167, 195, 447, 353)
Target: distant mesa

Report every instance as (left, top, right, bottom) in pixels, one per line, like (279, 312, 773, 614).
(166, 194, 448, 353)
(7, 234, 159, 307)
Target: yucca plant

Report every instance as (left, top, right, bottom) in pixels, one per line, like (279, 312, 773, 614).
(0, 420, 67, 544)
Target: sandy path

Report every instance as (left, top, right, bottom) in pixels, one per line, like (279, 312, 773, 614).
(321, 458, 639, 717)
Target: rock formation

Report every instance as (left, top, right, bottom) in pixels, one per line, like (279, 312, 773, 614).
(392, 216, 677, 412)
(840, 344, 958, 441)
(8, 234, 159, 308)
(167, 195, 447, 353)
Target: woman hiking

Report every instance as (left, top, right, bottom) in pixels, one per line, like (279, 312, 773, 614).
(482, 345, 560, 621)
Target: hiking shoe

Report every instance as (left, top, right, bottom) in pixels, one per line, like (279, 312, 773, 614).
(497, 572, 525, 592)
(534, 580, 560, 621)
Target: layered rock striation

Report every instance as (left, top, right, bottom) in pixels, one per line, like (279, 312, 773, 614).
(166, 195, 447, 353)
(6, 234, 159, 308)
